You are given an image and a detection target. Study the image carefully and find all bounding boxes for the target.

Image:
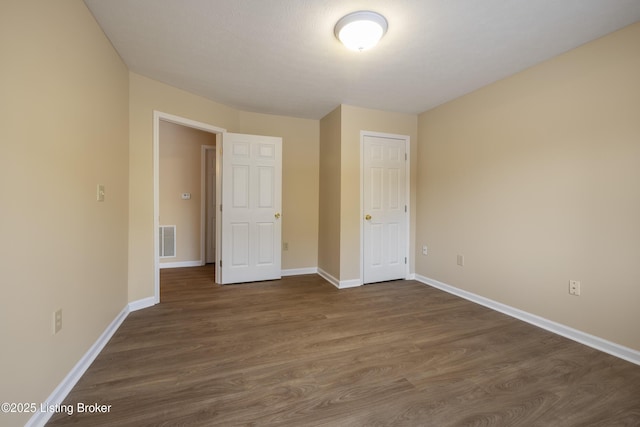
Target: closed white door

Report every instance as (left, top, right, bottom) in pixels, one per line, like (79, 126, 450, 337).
(363, 135, 407, 284)
(220, 132, 282, 284)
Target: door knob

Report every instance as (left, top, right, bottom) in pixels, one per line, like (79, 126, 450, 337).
(365, 214, 372, 220)
(275, 212, 281, 219)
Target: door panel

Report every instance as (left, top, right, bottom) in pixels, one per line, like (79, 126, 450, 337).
(363, 135, 407, 284)
(257, 222, 275, 264)
(230, 223, 249, 267)
(221, 133, 282, 284)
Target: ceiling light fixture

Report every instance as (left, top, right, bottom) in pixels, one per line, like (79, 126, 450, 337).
(334, 11, 388, 51)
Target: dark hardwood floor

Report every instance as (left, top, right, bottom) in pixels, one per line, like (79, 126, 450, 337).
(47, 266, 640, 426)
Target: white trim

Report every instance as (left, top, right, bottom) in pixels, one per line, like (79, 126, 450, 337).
(154, 111, 226, 304)
(415, 274, 640, 366)
(215, 134, 222, 284)
(281, 267, 318, 276)
(338, 278, 362, 289)
(317, 268, 363, 289)
(200, 145, 207, 265)
(26, 306, 130, 427)
(318, 268, 340, 288)
(128, 296, 156, 312)
(159, 260, 204, 269)
(153, 112, 160, 303)
(360, 131, 411, 285)
(201, 145, 216, 265)
(154, 111, 227, 134)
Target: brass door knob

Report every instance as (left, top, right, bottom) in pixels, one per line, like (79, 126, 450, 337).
(275, 212, 281, 219)
(365, 214, 372, 220)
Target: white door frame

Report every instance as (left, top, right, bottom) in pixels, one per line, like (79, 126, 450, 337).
(153, 111, 226, 303)
(359, 130, 411, 285)
(201, 144, 217, 264)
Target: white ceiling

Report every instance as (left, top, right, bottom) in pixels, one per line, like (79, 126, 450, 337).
(84, 0, 640, 120)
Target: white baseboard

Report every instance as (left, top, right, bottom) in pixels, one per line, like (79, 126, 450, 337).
(415, 274, 640, 366)
(128, 296, 157, 312)
(281, 267, 318, 276)
(317, 268, 339, 288)
(26, 306, 130, 427)
(159, 260, 203, 269)
(338, 279, 362, 289)
(317, 268, 362, 289)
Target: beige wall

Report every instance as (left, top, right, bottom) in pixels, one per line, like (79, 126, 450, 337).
(340, 106, 418, 281)
(416, 23, 640, 351)
(129, 74, 323, 299)
(318, 106, 342, 278)
(238, 111, 320, 271)
(0, 1, 129, 425)
(318, 105, 418, 282)
(159, 121, 216, 264)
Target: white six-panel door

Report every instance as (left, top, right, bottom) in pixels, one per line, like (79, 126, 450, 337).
(221, 133, 282, 284)
(363, 134, 407, 284)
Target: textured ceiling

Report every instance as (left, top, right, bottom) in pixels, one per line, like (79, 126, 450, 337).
(84, 0, 640, 119)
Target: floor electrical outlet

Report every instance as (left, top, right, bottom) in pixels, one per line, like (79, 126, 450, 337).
(569, 280, 581, 296)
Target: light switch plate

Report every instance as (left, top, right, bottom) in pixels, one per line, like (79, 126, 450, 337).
(54, 309, 62, 334)
(97, 184, 105, 202)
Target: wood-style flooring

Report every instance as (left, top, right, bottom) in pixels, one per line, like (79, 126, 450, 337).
(47, 266, 640, 426)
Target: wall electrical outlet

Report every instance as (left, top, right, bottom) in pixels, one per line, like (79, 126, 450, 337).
(54, 309, 63, 334)
(283, 242, 289, 251)
(422, 245, 428, 255)
(569, 280, 581, 296)
(457, 254, 465, 266)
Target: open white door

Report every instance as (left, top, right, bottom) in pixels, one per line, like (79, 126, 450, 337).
(363, 134, 408, 284)
(220, 132, 282, 284)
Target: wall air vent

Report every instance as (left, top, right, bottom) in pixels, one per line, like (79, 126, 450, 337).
(159, 225, 176, 258)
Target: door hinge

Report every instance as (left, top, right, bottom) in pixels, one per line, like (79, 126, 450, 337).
(219, 260, 222, 267)
(220, 204, 222, 212)
(405, 153, 407, 161)
(405, 257, 407, 264)
(405, 205, 407, 213)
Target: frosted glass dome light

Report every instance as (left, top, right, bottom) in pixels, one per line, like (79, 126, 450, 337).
(335, 11, 388, 51)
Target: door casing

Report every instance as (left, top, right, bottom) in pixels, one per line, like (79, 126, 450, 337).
(153, 111, 225, 303)
(202, 145, 216, 264)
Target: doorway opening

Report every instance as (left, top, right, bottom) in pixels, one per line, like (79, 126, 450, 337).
(153, 111, 226, 303)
